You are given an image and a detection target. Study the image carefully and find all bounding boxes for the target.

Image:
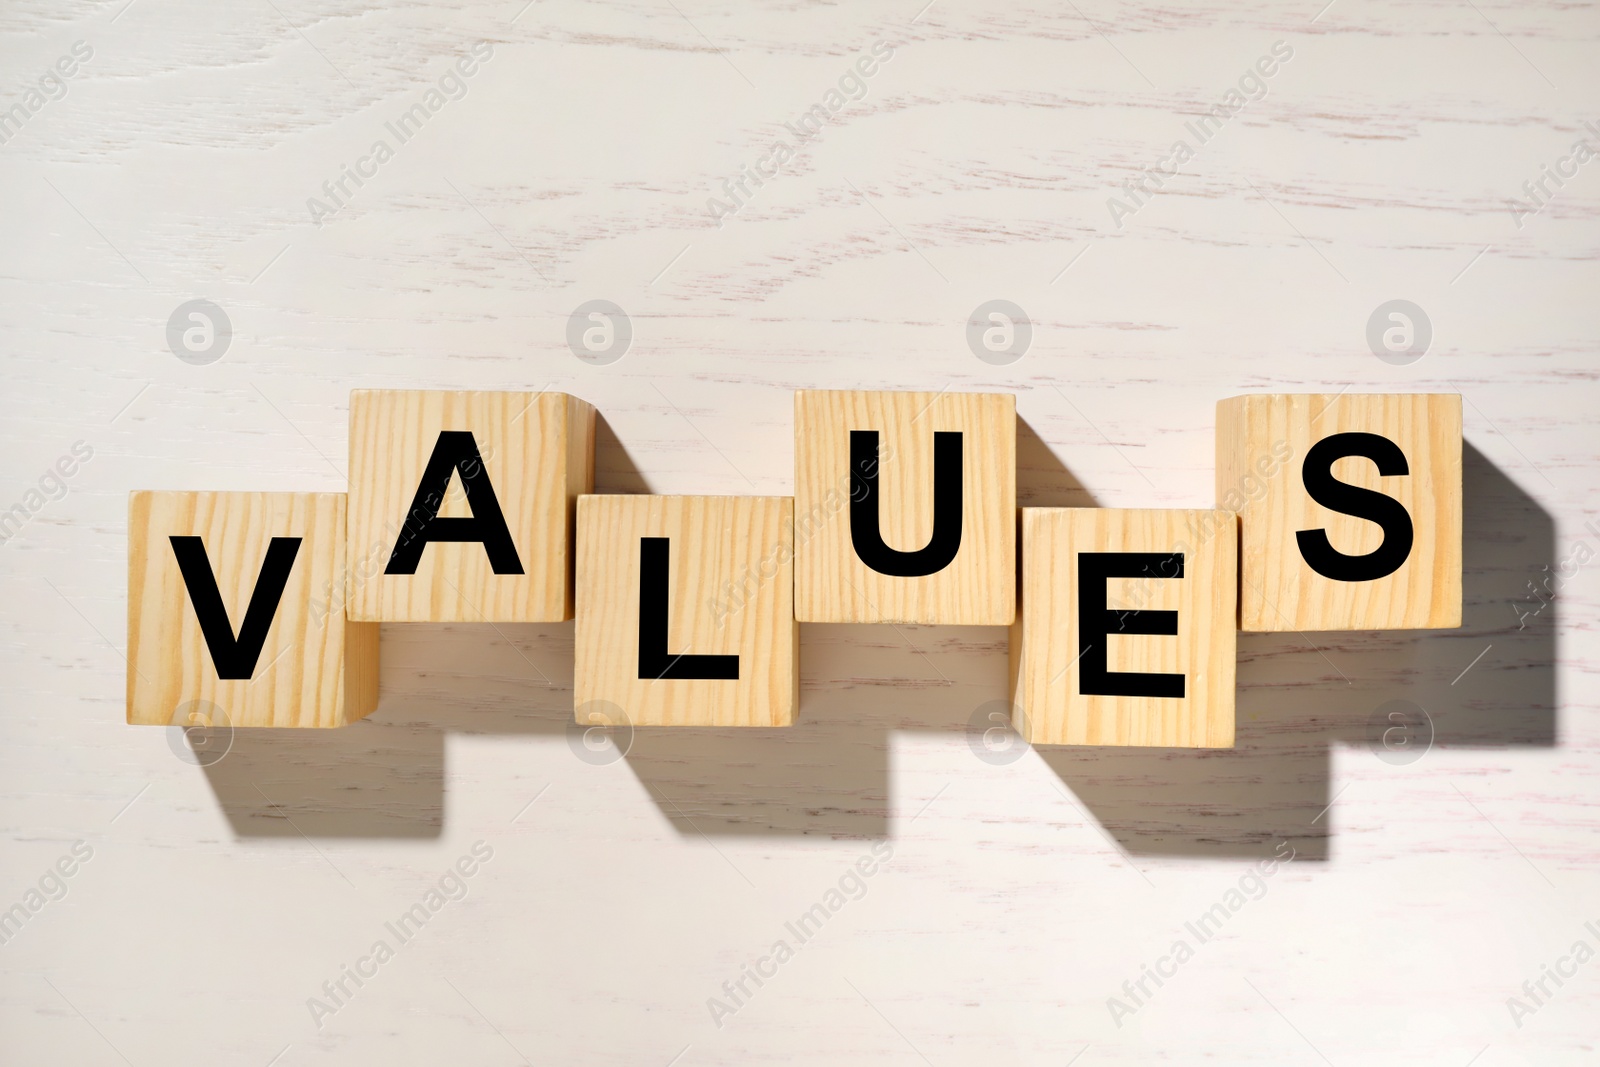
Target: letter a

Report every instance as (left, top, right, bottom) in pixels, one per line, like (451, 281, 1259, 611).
(385, 430, 523, 575)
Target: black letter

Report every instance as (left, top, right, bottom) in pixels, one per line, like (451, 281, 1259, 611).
(1077, 552, 1185, 698)
(170, 535, 301, 680)
(849, 429, 962, 577)
(638, 538, 738, 680)
(385, 431, 524, 575)
(1295, 432, 1413, 581)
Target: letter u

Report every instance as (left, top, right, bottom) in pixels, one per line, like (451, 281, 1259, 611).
(848, 429, 962, 577)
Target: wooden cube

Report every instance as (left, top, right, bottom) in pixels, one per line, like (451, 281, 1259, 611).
(1216, 393, 1461, 631)
(575, 495, 796, 727)
(793, 389, 1015, 625)
(1009, 508, 1236, 748)
(347, 389, 595, 623)
(127, 491, 378, 728)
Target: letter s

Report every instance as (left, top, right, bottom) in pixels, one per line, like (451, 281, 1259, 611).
(1295, 432, 1414, 582)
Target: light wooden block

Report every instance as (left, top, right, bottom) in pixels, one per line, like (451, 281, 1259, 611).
(1009, 508, 1236, 748)
(127, 491, 379, 728)
(794, 389, 1015, 625)
(1217, 393, 1462, 632)
(575, 495, 796, 727)
(347, 389, 595, 622)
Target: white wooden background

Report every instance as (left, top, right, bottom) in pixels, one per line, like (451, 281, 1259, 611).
(2, 0, 1597, 1063)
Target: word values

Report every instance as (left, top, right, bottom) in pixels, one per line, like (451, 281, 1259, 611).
(126, 388, 1461, 751)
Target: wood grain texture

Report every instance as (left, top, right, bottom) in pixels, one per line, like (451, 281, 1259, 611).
(1010, 508, 1236, 748)
(4, 1, 1598, 1063)
(1218, 393, 1462, 631)
(126, 491, 377, 728)
(794, 389, 1015, 624)
(347, 389, 595, 622)
(575, 494, 796, 726)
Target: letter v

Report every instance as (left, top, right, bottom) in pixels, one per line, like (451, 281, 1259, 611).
(169, 536, 302, 679)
